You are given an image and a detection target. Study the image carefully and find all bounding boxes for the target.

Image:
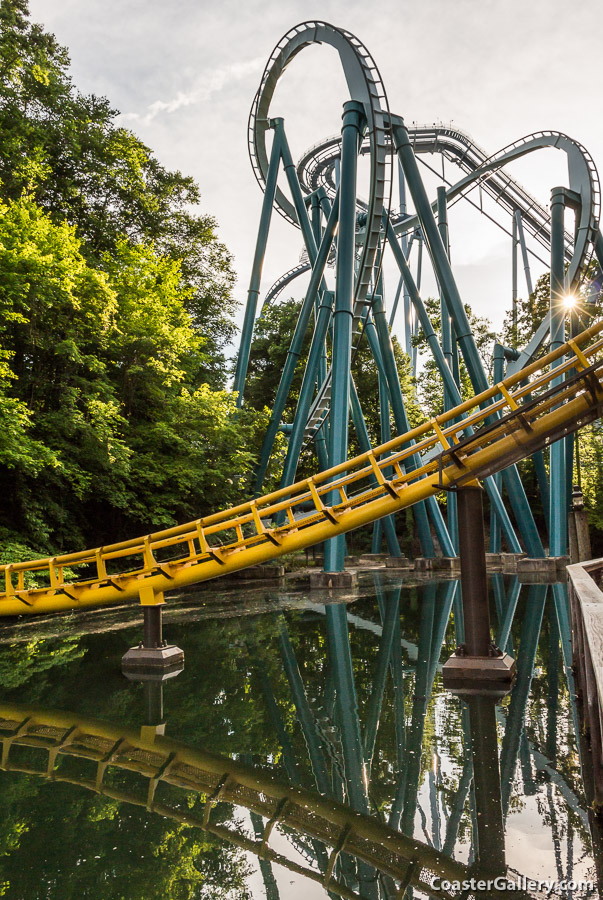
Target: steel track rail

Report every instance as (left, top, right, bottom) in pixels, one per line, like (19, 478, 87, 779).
(248, 21, 392, 317)
(2, 323, 603, 617)
(297, 124, 600, 289)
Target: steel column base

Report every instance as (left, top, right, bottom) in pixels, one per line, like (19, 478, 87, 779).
(122, 604, 184, 673)
(442, 652, 516, 696)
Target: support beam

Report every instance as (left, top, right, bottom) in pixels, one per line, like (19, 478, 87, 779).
(234, 126, 281, 402)
(392, 120, 544, 558)
(550, 187, 568, 558)
(122, 592, 184, 672)
(253, 189, 340, 493)
(443, 486, 515, 689)
(325, 101, 364, 574)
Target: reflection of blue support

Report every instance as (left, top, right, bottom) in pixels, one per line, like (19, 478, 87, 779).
(430, 751, 442, 851)
(325, 603, 369, 813)
(373, 579, 408, 832)
(234, 127, 282, 402)
(250, 810, 282, 900)
(256, 666, 305, 786)
(364, 585, 400, 773)
(519, 731, 537, 795)
(429, 580, 458, 687)
(500, 584, 547, 816)
(401, 583, 437, 835)
(494, 575, 520, 655)
(443, 707, 473, 857)
(277, 621, 332, 796)
(325, 101, 363, 574)
(547, 611, 560, 764)
(392, 121, 544, 559)
(552, 581, 581, 744)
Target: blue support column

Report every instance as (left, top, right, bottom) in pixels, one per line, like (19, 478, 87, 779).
(550, 187, 567, 558)
(278, 290, 336, 493)
(490, 347, 505, 553)
(437, 187, 458, 553)
(392, 120, 544, 558)
(362, 311, 437, 556)
(385, 219, 522, 554)
(233, 126, 281, 403)
(253, 191, 339, 493)
(372, 295, 454, 554)
(349, 378, 401, 556)
(515, 209, 534, 298)
(324, 101, 364, 574)
(512, 210, 518, 339)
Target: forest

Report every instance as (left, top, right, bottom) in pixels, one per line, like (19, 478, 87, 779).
(0, 0, 602, 566)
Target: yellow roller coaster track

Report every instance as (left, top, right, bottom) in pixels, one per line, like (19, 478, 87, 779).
(0, 702, 468, 899)
(3, 322, 603, 617)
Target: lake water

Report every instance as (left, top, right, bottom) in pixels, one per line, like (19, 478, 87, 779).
(0, 571, 599, 899)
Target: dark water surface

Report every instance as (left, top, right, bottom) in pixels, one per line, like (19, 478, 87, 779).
(0, 572, 598, 899)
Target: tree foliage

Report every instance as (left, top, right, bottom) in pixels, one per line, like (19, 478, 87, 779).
(0, 1, 267, 557)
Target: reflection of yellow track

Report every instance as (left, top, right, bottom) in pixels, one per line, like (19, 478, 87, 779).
(0, 702, 465, 898)
(2, 323, 603, 616)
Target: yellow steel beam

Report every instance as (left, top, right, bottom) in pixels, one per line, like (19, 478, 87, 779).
(1, 321, 603, 616)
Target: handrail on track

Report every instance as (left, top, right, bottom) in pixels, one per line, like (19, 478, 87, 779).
(2, 321, 603, 616)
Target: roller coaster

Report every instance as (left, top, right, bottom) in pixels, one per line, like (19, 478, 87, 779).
(2, 20, 603, 615)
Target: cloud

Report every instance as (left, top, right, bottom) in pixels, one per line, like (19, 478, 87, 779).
(119, 56, 265, 126)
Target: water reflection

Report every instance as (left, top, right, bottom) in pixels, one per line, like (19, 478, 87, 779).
(0, 572, 598, 899)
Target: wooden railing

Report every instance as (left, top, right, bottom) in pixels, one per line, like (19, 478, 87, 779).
(568, 558, 603, 810)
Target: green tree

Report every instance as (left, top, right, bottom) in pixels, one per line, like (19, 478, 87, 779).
(0, 0, 235, 384)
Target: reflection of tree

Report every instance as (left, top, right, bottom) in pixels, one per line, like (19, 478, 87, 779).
(0, 639, 85, 691)
(0, 775, 252, 899)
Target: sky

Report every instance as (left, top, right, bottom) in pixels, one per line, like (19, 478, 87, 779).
(27, 0, 603, 349)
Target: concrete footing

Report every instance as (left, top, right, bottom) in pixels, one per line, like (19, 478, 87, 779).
(517, 556, 570, 582)
(442, 652, 516, 695)
(122, 644, 184, 672)
(434, 557, 461, 573)
(358, 554, 388, 567)
(309, 571, 358, 589)
(501, 553, 527, 573)
(385, 556, 412, 569)
(414, 557, 433, 572)
(485, 553, 504, 569)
